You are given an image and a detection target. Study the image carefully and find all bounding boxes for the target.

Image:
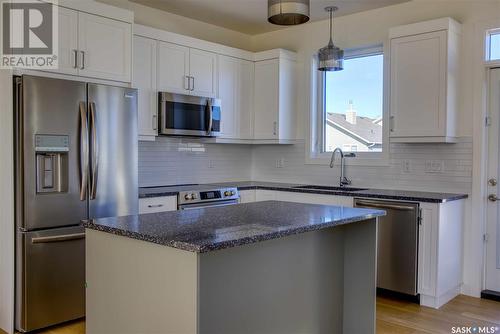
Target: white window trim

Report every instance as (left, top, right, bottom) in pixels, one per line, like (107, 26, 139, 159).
(306, 43, 390, 167)
(485, 27, 500, 65)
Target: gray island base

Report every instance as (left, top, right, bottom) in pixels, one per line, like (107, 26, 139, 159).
(84, 201, 384, 334)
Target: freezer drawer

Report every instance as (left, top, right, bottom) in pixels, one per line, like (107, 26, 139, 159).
(16, 226, 85, 332)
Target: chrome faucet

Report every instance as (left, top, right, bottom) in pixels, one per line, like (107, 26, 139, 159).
(330, 148, 356, 187)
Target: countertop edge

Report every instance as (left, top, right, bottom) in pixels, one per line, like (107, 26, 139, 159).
(83, 210, 384, 253)
(139, 184, 469, 203)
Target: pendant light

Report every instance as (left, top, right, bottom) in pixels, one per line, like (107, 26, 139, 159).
(318, 6, 344, 71)
(268, 0, 310, 26)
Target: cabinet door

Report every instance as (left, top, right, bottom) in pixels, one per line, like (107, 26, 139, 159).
(133, 36, 157, 138)
(189, 49, 217, 98)
(239, 60, 255, 139)
(77, 13, 132, 82)
(255, 190, 277, 201)
(239, 190, 256, 203)
(218, 55, 238, 138)
(254, 59, 279, 139)
(390, 31, 447, 138)
(157, 41, 190, 94)
(50, 7, 78, 75)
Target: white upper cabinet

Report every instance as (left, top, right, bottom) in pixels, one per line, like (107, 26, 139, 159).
(238, 60, 255, 139)
(389, 18, 461, 143)
(133, 36, 157, 139)
(157, 42, 216, 97)
(52, 7, 78, 75)
(218, 55, 254, 139)
(253, 51, 296, 142)
(157, 42, 190, 94)
(189, 49, 217, 98)
(42, 4, 132, 82)
(78, 12, 132, 82)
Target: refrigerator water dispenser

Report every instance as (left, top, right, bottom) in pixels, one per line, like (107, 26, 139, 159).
(35, 135, 69, 194)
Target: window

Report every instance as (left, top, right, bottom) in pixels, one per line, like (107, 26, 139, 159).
(320, 50, 384, 154)
(489, 32, 500, 61)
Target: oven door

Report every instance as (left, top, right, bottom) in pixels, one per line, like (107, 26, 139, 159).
(178, 199, 239, 210)
(159, 92, 220, 137)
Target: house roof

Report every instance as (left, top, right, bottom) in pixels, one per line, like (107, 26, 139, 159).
(326, 113, 382, 145)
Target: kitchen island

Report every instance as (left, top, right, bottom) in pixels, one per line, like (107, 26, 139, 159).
(84, 201, 385, 334)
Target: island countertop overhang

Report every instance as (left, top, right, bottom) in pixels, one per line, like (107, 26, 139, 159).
(82, 201, 385, 253)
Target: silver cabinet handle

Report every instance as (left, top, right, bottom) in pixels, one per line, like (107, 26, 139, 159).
(80, 50, 85, 70)
(390, 116, 395, 132)
(489, 194, 498, 202)
(273, 121, 277, 136)
(89, 102, 99, 200)
(79, 102, 89, 201)
(191, 76, 195, 91)
(147, 204, 163, 208)
(73, 49, 78, 69)
(185, 76, 190, 90)
(152, 114, 157, 131)
(32, 233, 85, 244)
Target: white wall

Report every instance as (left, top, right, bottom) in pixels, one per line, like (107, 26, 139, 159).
(97, 0, 254, 51)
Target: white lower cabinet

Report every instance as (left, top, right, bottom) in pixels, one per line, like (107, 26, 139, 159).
(139, 196, 177, 214)
(239, 190, 256, 203)
(417, 200, 464, 308)
(253, 190, 353, 207)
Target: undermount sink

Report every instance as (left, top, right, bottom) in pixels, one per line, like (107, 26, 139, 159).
(292, 185, 368, 192)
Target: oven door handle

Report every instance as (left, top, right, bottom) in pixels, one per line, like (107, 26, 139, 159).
(179, 200, 239, 210)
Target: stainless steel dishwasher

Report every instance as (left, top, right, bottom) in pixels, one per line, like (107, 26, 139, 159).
(354, 198, 420, 296)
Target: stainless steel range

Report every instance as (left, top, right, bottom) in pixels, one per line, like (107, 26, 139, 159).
(178, 187, 239, 210)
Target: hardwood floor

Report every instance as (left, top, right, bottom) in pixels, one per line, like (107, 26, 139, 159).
(11, 295, 500, 334)
(377, 295, 500, 334)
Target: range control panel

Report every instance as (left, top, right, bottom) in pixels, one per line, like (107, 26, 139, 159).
(178, 187, 239, 205)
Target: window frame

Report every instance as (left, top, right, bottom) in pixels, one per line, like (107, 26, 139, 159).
(307, 44, 390, 166)
(486, 28, 500, 63)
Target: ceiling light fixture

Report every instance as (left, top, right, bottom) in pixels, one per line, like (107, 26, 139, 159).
(318, 6, 344, 71)
(268, 0, 310, 26)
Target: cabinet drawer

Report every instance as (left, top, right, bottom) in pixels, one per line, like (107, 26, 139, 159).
(139, 196, 177, 214)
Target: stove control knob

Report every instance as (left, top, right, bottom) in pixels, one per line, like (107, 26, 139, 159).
(231, 191, 236, 196)
(224, 191, 231, 197)
(184, 193, 193, 200)
(192, 193, 197, 200)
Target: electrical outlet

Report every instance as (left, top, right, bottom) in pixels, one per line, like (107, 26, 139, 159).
(425, 160, 444, 173)
(402, 160, 411, 173)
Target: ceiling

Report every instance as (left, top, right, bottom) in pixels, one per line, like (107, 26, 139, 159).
(130, 0, 411, 35)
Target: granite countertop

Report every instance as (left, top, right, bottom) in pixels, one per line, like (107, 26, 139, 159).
(139, 181, 468, 203)
(83, 201, 385, 253)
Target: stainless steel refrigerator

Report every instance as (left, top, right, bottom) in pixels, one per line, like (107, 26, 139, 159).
(14, 75, 138, 332)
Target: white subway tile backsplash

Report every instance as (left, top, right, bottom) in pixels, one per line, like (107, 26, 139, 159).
(140, 137, 472, 195)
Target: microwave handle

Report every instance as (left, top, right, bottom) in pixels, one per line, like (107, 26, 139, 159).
(206, 99, 213, 135)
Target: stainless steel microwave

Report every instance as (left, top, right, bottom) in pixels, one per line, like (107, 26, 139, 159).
(158, 92, 221, 137)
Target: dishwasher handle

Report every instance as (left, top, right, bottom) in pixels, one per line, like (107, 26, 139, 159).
(355, 200, 417, 211)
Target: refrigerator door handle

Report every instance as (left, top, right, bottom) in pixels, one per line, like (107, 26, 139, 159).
(89, 102, 99, 200)
(31, 233, 86, 244)
(79, 102, 89, 201)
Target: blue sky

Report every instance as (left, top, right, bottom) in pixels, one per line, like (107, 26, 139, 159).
(325, 54, 383, 120)
(491, 33, 500, 60)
